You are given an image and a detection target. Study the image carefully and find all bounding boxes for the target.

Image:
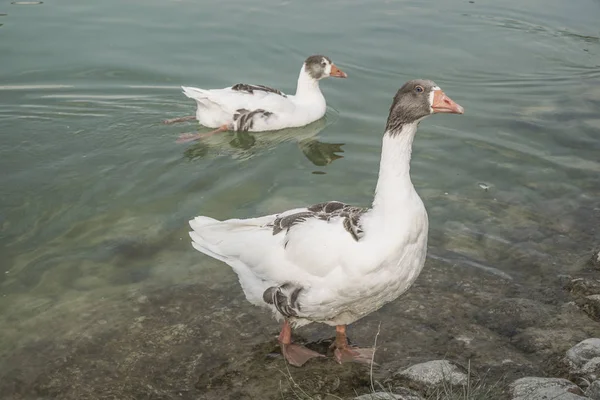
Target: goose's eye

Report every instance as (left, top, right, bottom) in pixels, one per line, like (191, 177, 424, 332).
(321, 62, 327, 67)
(415, 86, 424, 93)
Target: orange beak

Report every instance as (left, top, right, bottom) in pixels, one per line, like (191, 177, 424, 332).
(329, 64, 348, 78)
(432, 90, 464, 114)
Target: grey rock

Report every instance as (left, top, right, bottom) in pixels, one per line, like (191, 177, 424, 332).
(587, 380, 600, 400)
(354, 394, 400, 400)
(510, 377, 585, 400)
(567, 278, 600, 298)
(395, 360, 467, 386)
(584, 295, 600, 320)
(588, 294, 600, 303)
(566, 338, 600, 380)
(567, 277, 600, 321)
(354, 389, 423, 400)
(589, 250, 600, 269)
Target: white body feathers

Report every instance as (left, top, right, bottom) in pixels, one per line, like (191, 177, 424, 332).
(181, 66, 328, 132)
(188, 123, 429, 327)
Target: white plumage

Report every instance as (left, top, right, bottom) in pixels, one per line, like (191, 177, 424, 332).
(189, 133, 429, 327)
(186, 79, 464, 366)
(177, 55, 347, 133)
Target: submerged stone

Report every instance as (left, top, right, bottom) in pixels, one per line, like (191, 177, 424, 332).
(474, 297, 552, 337)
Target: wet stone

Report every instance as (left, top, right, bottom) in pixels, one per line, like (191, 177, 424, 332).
(587, 380, 600, 400)
(394, 360, 467, 387)
(354, 389, 423, 400)
(581, 295, 600, 322)
(566, 338, 600, 381)
(590, 250, 600, 270)
(566, 277, 600, 298)
(566, 275, 600, 321)
(509, 377, 585, 400)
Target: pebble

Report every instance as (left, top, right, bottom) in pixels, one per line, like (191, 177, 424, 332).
(354, 389, 422, 400)
(566, 338, 600, 381)
(395, 360, 467, 386)
(587, 380, 600, 400)
(510, 377, 585, 400)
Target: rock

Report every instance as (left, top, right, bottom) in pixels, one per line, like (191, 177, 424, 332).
(580, 357, 600, 381)
(513, 327, 589, 356)
(510, 377, 585, 400)
(354, 394, 400, 400)
(395, 360, 467, 386)
(566, 276, 600, 321)
(354, 389, 423, 400)
(474, 298, 553, 337)
(566, 338, 600, 380)
(568, 339, 600, 365)
(589, 250, 600, 270)
(581, 295, 600, 321)
(587, 380, 600, 400)
(566, 278, 600, 298)
(510, 301, 600, 357)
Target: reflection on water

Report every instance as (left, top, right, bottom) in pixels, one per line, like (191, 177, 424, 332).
(181, 117, 345, 167)
(298, 138, 344, 167)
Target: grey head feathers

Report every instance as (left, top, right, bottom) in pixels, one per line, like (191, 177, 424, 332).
(304, 55, 332, 80)
(385, 79, 438, 134)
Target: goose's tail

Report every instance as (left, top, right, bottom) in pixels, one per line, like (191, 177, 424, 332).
(188, 215, 276, 264)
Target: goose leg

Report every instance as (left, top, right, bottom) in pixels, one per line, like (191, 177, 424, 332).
(332, 325, 375, 364)
(278, 320, 324, 367)
(176, 124, 229, 143)
(163, 115, 196, 124)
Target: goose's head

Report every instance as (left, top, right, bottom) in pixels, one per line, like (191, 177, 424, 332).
(304, 55, 347, 80)
(386, 79, 463, 131)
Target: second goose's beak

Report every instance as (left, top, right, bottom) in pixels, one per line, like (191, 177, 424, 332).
(432, 90, 464, 114)
(329, 64, 348, 78)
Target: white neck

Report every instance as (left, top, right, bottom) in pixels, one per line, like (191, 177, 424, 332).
(372, 123, 418, 215)
(294, 65, 323, 100)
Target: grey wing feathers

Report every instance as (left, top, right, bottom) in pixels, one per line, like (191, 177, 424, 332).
(231, 83, 287, 97)
(269, 201, 367, 242)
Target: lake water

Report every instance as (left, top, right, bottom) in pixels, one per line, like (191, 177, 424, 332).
(1, 0, 599, 398)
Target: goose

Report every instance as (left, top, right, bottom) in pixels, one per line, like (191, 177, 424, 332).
(165, 55, 347, 143)
(186, 80, 464, 366)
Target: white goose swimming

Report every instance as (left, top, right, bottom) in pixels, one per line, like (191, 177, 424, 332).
(187, 80, 464, 366)
(166, 55, 347, 143)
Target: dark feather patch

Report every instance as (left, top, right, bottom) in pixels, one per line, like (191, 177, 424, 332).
(232, 108, 273, 132)
(270, 201, 367, 241)
(272, 212, 315, 235)
(263, 283, 303, 318)
(231, 83, 287, 98)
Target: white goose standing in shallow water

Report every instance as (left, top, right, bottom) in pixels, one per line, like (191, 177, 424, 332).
(187, 80, 464, 366)
(165, 55, 347, 143)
